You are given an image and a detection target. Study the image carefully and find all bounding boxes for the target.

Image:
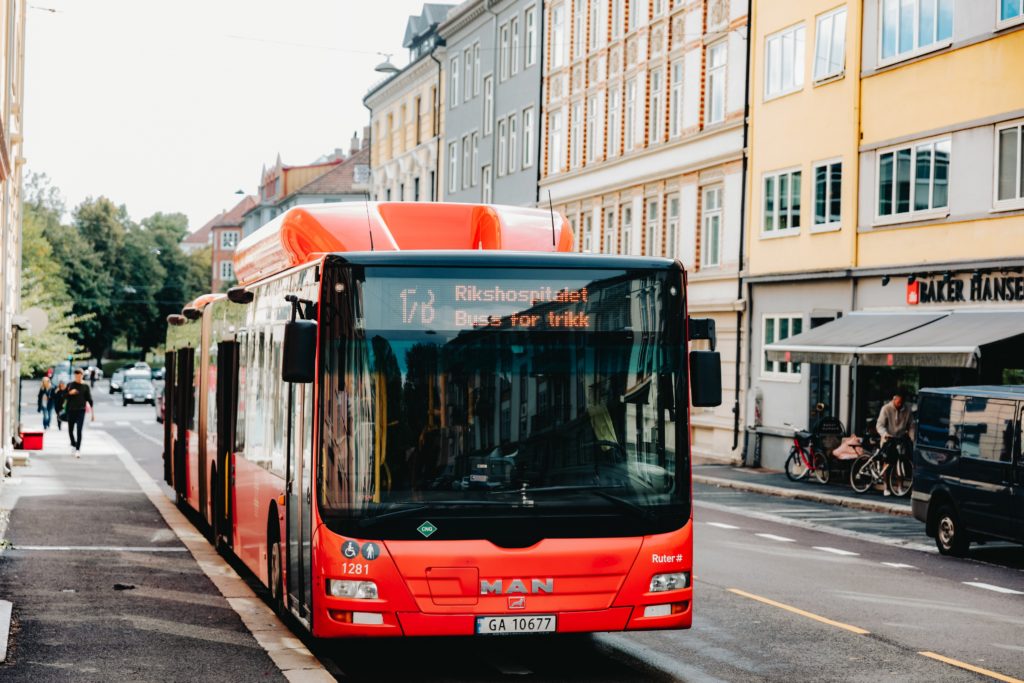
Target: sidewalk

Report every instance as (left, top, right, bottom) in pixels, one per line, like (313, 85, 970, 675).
(693, 464, 912, 517)
(0, 426, 329, 681)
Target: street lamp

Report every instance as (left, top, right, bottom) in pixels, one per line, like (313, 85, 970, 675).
(374, 53, 400, 75)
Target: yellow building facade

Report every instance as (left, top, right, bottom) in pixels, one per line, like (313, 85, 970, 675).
(746, 0, 1024, 470)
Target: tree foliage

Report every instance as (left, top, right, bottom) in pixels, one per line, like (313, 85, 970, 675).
(20, 171, 212, 368)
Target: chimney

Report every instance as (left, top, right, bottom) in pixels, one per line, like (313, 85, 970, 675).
(334, 147, 344, 161)
(362, 125, 371, 149)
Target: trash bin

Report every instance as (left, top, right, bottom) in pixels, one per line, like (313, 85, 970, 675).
(20, 431, 44, 450)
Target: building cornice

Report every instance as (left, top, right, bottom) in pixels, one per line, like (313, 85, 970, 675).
(439, 0, 487, 38)
(746, 256, 1024, 285)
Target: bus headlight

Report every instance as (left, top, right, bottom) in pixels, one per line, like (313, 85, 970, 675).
(650, 572, 689, 592)
(326, 579, 378, 599)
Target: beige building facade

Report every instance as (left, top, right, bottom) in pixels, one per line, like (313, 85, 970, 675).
(539, 0, 749, 462)
(1, 0, 26, 470)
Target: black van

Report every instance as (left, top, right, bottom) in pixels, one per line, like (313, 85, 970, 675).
(912, 386, 1024, 556)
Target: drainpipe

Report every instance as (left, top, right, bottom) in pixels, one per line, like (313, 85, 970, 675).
(535, 0, 546, 205)
(734, 0, 753, 457)
(481, 0, 500, 202)
(429, 39, 446, 202)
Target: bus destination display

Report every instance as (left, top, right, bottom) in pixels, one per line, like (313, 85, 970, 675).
(365, 278, 600, 331)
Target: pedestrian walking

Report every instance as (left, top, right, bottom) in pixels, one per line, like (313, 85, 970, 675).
(65, 368, 95, 457)
(54, 380, 68, 431)
(89, 367, 97, 387)
(37, 376, 55, 430)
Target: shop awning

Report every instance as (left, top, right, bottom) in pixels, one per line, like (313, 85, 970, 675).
(765, 310, 1024, 368)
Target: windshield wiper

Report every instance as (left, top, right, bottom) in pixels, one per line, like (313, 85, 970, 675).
(357, 500, 524, 527)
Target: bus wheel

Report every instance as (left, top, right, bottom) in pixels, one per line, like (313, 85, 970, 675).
(267, 528, 284, 614)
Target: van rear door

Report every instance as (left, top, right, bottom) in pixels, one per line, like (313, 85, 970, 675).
(958, 397, 1017, 541)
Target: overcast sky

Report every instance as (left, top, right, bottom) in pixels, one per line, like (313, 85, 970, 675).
(25, 0, 435, 231)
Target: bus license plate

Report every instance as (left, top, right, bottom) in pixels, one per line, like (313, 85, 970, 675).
(475, 615, 556, 635)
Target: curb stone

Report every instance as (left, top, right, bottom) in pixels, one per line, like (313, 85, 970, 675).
(693, 475, 913, 517)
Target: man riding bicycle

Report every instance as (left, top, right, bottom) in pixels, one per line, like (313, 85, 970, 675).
(875, 389, 915, 495)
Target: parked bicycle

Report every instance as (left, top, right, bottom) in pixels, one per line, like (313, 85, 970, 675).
(849, 437, 913, 497)
(784, 428, 830, 484)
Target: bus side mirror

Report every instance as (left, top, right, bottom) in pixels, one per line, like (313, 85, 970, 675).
(690, 350, 722, 407)
(282, 320, 317, 383)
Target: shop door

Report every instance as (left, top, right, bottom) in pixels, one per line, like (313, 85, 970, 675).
(957, 397, 1016, 540)
(808, 317, 838, 424)
(286, 381, 314, 622)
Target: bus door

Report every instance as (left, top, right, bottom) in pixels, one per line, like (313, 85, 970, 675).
(173, 347, 194, 500)
(215, 341, 239, 546)
(163, 351, 175, 486)
(286, 380, 314, 622)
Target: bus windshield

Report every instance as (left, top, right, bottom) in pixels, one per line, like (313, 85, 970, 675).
(319, 263, 690, 542)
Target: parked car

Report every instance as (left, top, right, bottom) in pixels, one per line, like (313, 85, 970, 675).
(122, 377, 156, 406)
(109, 369, 127, 394)
(912, 385, 1024, 556)
(155, 386, 165, 423)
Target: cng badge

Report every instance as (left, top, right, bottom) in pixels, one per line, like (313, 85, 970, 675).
(417, 521, 438, 538)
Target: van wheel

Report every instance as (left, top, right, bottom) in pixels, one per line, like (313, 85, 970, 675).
(267, 529, 284, 614)
(935, 505, 970, 557)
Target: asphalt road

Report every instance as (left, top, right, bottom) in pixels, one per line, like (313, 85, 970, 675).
(17, 379, 1024, 682)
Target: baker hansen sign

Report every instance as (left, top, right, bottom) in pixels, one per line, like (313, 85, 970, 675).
(907, 274, 1024, 305)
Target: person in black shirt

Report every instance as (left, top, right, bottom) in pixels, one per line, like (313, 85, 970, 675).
(65, 368, 95, 457)
(54, 381, 67, 431)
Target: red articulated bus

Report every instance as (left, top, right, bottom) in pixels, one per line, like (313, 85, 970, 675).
(164, 201, 721, 638)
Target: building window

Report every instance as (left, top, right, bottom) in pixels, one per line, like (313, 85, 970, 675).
(450, 57, 460, 108)
(628, 0, 643, 31)
(625, 78, 637, 150)
(880, 0, 953, 63)
(763, 169, 802, 233)
(706, 42, 727, 123)
(472, 132, 480, 187)
(448, 141, 458, 193)
(620, 204, 633, 254)
(552, 4, 566, 68)
(653, 0, 665, 16)
(573, 0, 584, 58)
(413, 96, 422, 145)
(523, 107, 535, 167)
(474, 43, 481, 95)
(765, 24, 805, 99)
(586, 95, 598, 162)
(582, 212, 594, 252)
(603, 207, 616, 253)
(666, 193, 679, 258)
(220, 230, 239, 249)
(220, 260, 234, 281)
(645, 197, 660, 256)
(549, 110, 564, 174)
(570, 101, 582, 168)
(482, 165, 493, 202)
(814, 160, 842, 228)
(608, 87, 621, 157)
(483, 76, 494, 135)
(500, 23, 511, 80)
(464, 47, 473, 101)
(511, 18, 520, 75)
(649, 68, 664, 144)
(702, 186, 722, 266)
(814, 7, 846, 82)
(509, 114, 519, 173)
(996, 121, 1024, 208)
(590, 0, 604, 49)
(462, 134, 472, 189)
(612, 0, 623, 38)
(526, 5, 538, 66)
(498, 118, 508, 176)
(1001, 0, 1024, 23)
(414, 176, 421, 201)
(670, 60, 683, 137)
(429, 170, 436, 200)
(763, 315, 803, 377)
(877, 138, 950, 219)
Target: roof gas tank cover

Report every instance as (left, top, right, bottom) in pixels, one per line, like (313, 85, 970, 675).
(232, 202, 574, 285)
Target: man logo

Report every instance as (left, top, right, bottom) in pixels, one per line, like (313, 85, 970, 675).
(480, 578, 554, 594)
(508, 595, 526, 610)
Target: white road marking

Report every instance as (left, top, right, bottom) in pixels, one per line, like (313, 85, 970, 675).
(91, 422, 105, 427)
(963, 582, 1024, 595)
(882, 562, 916, 569)
(755, 533, 795, 543)
(116, 421, 130, 426)
(813, 546, 859, 556)
(13, 545, 187, 552)
(130, 425, 163, 447)
(706, 522, 740, 530)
